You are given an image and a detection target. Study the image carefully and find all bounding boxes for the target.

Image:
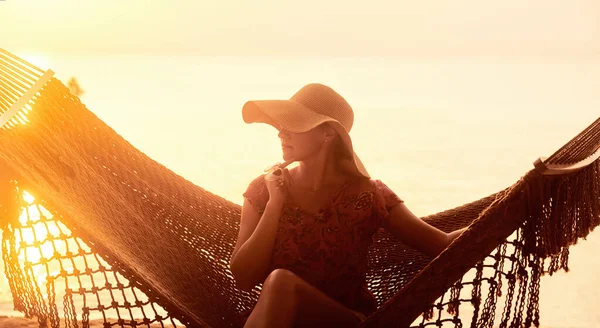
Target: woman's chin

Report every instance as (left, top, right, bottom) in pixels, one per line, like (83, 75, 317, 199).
(282, 151, 295, 162)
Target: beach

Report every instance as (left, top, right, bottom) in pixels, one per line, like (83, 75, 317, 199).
(0, 316, 41, 328)
(0, 316, 174, 327)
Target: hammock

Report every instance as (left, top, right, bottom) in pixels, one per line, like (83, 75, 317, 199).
(0, 48, 598, 328)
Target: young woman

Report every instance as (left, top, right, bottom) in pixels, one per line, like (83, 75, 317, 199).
(230, 83, 466, 327)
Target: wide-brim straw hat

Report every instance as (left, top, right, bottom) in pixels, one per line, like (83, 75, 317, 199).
(242, 83, 370, 179)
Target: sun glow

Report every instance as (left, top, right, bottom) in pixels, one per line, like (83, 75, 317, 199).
(14, 52, 51, 71)
(15, 192, 67, 291)
(8, 191, 176, 321)
(22, 191, 35, 204)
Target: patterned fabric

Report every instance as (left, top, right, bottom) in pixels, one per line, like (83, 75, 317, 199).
(238, 174, 403, 322)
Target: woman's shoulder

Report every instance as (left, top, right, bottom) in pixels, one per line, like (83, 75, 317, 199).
(368, 178, 392, 190)
(245, 173, 268, 195)
(242, 174, 269, 213)
(248, 173, 267, 187)
(365, 178, 404, 205)
(350, 177, 393, 191)
(348, 177, 403, 203)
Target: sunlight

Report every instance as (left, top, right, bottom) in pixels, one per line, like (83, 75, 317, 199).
(15, 192, 65, 293)
(6, 188, 184, 324)
(22, 191, 35, 205)
(14, 52, 51, 71)
(16, 219, 59, 264)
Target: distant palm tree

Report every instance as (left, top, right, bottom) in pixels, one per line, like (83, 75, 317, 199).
(67, 77, 84, 97)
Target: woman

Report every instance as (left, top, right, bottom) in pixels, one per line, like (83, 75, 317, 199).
(230, 83, 466, 327)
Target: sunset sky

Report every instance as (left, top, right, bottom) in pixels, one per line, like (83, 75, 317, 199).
(1, 0, 598, 56)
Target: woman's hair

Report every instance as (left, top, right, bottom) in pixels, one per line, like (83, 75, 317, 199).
(332, 136, 351, 161)
(318, 123, 364, 179)
(319, 123, 351, 161)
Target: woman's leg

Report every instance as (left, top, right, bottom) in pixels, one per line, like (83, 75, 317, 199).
(243, 269, 363, 328)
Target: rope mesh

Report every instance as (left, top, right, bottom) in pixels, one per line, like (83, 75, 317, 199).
(363, 160, 599, 327)
(408, 229, 539, 328)
(2, 186, 183, 327)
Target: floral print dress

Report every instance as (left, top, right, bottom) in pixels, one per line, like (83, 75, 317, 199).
(236, 174, 403, 325)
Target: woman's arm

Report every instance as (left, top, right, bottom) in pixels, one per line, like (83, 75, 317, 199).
(229, 199, 284, 291)
(382, 202, 467, 258)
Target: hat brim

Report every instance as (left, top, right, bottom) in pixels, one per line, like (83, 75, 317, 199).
(242, 99, 371, 179)
(243, 100, 333, 133)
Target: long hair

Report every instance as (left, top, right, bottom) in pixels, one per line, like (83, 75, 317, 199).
(319, 123, 356, 177)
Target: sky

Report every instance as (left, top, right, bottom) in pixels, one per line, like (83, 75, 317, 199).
(1, 0, 599, 56)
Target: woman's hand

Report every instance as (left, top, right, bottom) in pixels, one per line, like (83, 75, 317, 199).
(264, 159, 295, 206)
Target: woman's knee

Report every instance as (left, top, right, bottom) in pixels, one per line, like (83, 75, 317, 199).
(262, 268, 298, 294)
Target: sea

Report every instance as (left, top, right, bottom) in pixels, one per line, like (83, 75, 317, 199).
(0, 52, 598, 327)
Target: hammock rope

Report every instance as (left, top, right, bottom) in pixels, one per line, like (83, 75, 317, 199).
(0, 48, 599, 328)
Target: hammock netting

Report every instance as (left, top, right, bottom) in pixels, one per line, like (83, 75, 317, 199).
(0, 48, 599, 328)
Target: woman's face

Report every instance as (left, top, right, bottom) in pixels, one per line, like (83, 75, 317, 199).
(278, 126, 328, 162)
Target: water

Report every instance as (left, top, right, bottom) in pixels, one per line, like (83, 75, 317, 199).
(1, 53, 599, 327)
